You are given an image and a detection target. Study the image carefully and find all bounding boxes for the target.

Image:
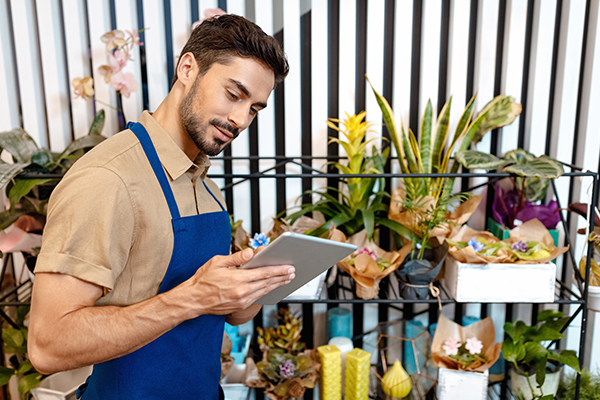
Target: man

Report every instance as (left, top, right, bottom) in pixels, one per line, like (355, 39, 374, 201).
(28, 15, 292, 399)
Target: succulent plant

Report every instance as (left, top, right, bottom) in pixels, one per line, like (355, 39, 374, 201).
(257, 308, 306, 355)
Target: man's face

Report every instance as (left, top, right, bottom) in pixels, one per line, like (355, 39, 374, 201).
(179, 57, 275, 156)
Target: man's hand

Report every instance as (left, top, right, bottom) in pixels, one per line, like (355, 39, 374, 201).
(176, 248, 295, 319)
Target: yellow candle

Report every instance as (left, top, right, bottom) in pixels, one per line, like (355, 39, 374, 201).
(345, 348, 371, 400)
(317, 344, 342, 400)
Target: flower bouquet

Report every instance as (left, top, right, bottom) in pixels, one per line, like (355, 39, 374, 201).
(431, 315, 501, 400)
(446, 219, 568, 265)
(336, 230, 411, 299)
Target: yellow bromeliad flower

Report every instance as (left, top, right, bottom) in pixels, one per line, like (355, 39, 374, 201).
(326, 111, 376, 160)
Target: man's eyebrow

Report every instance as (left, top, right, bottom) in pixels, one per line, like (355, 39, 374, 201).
(228, 78, 267, 109)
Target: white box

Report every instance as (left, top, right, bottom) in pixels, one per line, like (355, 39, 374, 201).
(221, 363, 251, 400)
(31, 366, 92, 400)
(436, 367, 488, 400)
(442, 256, 555, 303)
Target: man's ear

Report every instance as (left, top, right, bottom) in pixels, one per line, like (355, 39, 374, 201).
(176, 53, 197, 87)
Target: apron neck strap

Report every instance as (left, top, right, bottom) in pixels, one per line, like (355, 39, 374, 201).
(127, 121, 181, 220)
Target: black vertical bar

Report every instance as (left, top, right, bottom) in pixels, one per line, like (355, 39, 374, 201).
(428, 304, 438, 326)
(163, 0, 175, 85)
(190, 0, 199, 24)
(249, 123, 260, 234)
(531, 304, 539, 324)
(218, 0, 226, 11)
(437, 0, 451, 114)
(83, 0, 96, 115)
(301, 10, 312, 207)
(136, 0, 150, 110)
(274, 30, 286, 215)
(409, 0, 423, 136)
(355, 0, 367, 115)
(480, 303, 488, 319)
(461, 0, 479, 193)
(545, 0, 563, 157)
(301, 303, 314, 349)
(380, 0, 395, 253)
(108, 0, 117, 29)
(327, 0, 340, 194)
(352, 303, 363, 349)
(490, 0, 507, 157)
(454, 302, 463, 323)
(517, 0, 535, 149)
(57, 0, 76, 142)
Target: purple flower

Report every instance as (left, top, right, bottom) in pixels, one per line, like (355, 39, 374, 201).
(279, 359, 295, 380)
(249, 233, 270, 249)
(468, 238, 484, 253)
(492, 184, 521, 229)
(512, 240, 528, 253)
(515, 200, 561, 229)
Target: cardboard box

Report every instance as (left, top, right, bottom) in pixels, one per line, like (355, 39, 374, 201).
(442, 256, 555, 303)
(436, 367, 488, 400)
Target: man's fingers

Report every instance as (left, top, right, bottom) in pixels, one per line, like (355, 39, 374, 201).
(216, 248, 254, 268)
(243, 265, 295, 283)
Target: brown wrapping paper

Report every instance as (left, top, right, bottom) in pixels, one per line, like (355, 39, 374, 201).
(448, 218, 569, 264)
(336, 230, 412, 299)
(431, 315, 501, 373)
(389, 189, 483, 245)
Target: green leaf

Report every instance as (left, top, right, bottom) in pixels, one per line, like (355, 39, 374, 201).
(502, 337, 526, 363)
(0, 208, 27, 232)
(88, 109, 106, 136)
(17, 372, 42, 395)
(0, 365, 15, 386)
(2, 328, 25, 349)
(15, 305, 30, 327)
(432, 98, 451, 173)
(471, 95, 522, 144)
(523, 342, 549, 365)
(504, 157, 565, 179)
(535, 355, 548, 388)
(375, 217, 415, 242)
(527, 325, 565, 342)
(0, 128, 39, 164)
(30, 149, 53, 167)
(0, 163, 30, 192)
(504, 320, 528, 342)
(16, 359, 34, 376)
(7, 178, 56, 210)
(455, 150, 511, 170)
(548, 350, 581, 373)
(420, 100, 433, 174)
(362, 208, 375, 241)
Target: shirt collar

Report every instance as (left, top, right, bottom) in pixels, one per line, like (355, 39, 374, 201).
(138, 111, 211, 180)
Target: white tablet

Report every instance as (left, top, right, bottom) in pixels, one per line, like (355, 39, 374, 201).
(240, 232, 357, 305)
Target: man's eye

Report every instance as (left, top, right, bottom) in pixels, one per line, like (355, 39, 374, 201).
(228, 91, 238, 100)
(250, 108, 258, 116)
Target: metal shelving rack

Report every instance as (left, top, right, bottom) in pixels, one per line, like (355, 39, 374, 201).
(208, 155, 598, 400)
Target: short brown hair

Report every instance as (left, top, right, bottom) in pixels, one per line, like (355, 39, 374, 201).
(171, 14, 289, 87)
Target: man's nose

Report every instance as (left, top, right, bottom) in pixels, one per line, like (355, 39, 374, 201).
(228, 104, 252, 131)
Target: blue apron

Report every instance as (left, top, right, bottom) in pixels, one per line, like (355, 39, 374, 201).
(79, 122, 231, 399)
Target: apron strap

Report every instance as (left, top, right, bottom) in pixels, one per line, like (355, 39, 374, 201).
(127, 121, 181, 219)
(202, 181, 225, 211)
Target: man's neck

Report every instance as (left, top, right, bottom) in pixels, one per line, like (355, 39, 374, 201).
(152, 93, 201, 161)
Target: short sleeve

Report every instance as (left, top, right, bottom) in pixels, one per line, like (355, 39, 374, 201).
(35, 166, 136, 291)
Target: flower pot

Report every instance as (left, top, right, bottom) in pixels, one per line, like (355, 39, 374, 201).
(397, 242, 448, 300)
(587, 285, 600, 312)
(509, 364, 561, 400)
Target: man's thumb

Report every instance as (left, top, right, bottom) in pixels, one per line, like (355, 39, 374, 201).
(225, 248, 254, 267)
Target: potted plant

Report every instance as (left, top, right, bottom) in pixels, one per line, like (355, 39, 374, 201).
(0, 111, 107, 266)
(368, 79, 521, 298)
(502, 309, 581, 400)
(454, 148, 564, 245)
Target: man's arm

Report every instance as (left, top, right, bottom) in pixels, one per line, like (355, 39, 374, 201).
(29, 248, 294, 374)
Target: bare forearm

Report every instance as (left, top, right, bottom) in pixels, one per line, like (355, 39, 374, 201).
(226, 304, 262, 326)
(29, 284, 192, 374)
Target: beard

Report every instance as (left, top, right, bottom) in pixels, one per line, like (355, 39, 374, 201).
(179, 78, 239, 157)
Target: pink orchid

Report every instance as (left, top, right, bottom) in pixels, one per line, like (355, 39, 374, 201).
(72, 77, 94, 99)
(126, 29, 142, 47)
(465, 337, 483, 355)
(101, 29, 127, 51)
(442, 337, 461, 356)
(357, 247, 377, 261)
(110, 72, 139, 98)
(98, 50, 129, 83)
(192, 8, 226, 30)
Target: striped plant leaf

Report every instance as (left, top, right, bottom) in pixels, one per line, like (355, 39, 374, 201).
(432, 97, 451, 172)
(504, 158, 564, 179)
(455, 150, 511, 170)
(420, 100, 433, 174)
(0, 163, 30, 193)
(0, 129, 39, 164)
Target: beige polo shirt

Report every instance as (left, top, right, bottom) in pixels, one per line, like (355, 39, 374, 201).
(35, 111, 227, 307)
